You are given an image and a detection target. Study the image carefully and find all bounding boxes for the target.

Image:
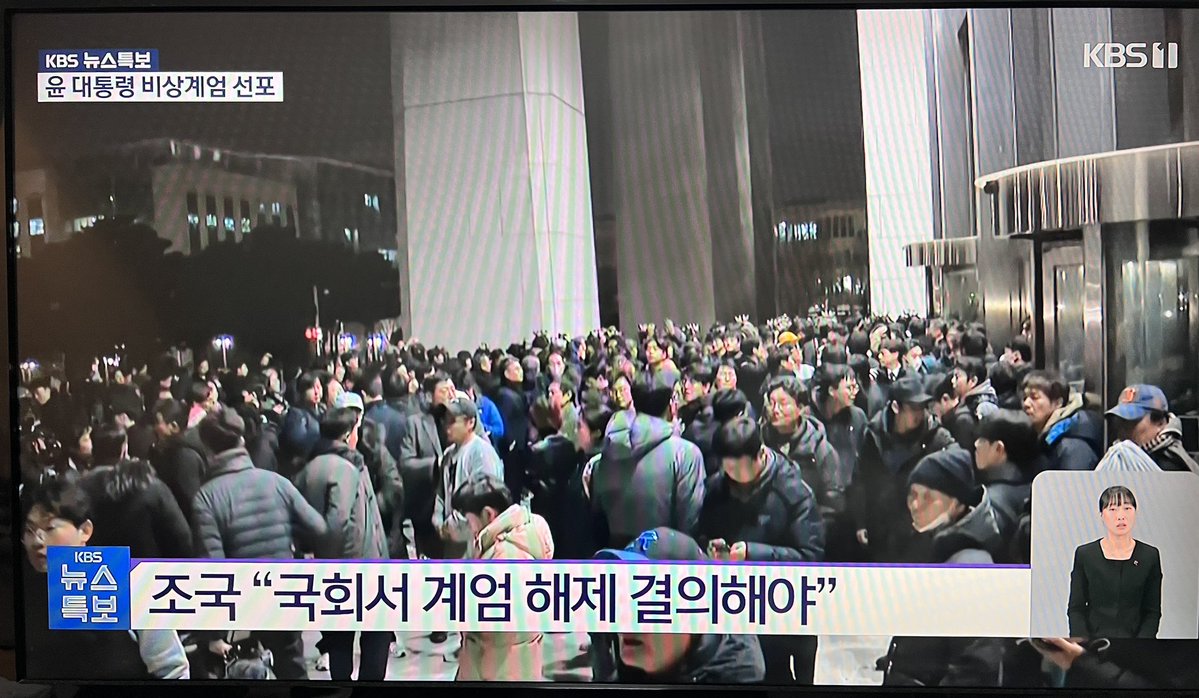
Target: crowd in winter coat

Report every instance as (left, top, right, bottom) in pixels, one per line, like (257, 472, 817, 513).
(16, 311, 1199, 688)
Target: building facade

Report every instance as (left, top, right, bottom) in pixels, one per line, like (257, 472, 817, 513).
(13, 138, 397, 261)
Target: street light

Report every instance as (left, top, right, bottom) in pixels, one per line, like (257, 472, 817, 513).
(366, 333, 387, 363)
(20, 359, 38, 384)
(213, 335, 234, 369)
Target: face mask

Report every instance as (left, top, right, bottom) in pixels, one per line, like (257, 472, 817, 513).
(913, 509, 951, 534)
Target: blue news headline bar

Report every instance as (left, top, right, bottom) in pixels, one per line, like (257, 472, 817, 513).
(39, 49, 159, 72)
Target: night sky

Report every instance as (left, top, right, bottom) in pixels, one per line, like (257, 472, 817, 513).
(11, 10, 868, 206)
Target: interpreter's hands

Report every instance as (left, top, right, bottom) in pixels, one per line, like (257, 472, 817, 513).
(856, 529, 870, 546)
(728, 542, 747, 562)
(1032, 637, 1085, 671)
(208, 639, 234, 658)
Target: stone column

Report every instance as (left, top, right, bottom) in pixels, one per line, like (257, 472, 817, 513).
(390, 12, 601, 350)
(607, 12, 763, 331)
(858, 9, 938, 317)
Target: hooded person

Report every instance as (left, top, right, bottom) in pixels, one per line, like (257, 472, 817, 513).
(879, 446, 1006, 687)
(1105, 384, 1199, 475)
(945, 356, 1000, 452)
(590, 528, 766, 684)
(452, 474, 554, 681)
(1021, 371, 1103, 472)
(589, 372, 706, 548)
(847, 376, 957, 563)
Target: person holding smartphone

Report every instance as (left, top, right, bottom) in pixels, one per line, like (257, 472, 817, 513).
(1067, 485, 1162, 639)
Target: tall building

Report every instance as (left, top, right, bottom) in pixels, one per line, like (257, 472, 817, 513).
(871, 7, 1199, 426)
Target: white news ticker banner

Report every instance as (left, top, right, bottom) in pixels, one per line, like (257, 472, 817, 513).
(38, 72, 284, 102)
(130, 560, 1032, 637)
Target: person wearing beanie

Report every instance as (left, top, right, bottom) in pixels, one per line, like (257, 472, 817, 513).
(590, 527, 765, 684)
(904, 445, 1003, 564)
(879, 445, 1007, 687)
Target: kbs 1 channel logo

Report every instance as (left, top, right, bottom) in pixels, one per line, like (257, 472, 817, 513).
(1084, 41, 1179, 69)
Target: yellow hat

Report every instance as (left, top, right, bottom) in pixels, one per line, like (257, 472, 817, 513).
(777, 331, 800, 346)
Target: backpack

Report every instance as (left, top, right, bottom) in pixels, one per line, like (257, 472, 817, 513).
(222, 636, 275, 680)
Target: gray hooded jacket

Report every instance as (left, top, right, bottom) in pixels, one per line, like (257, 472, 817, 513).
(591, 410, 706, 547)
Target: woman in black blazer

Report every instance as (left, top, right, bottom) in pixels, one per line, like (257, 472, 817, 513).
(1067, 485, 1162, 639)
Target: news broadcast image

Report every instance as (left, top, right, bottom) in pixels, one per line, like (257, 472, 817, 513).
(5, 6, 1199, 691)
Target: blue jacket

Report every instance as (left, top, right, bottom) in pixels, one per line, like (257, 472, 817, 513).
(1040, 396, 1103, 472)
(477, 394, 505, 447)
(280, 405, 321, 468)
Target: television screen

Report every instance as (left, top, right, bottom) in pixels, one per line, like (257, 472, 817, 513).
(7, 5, 1199, 690)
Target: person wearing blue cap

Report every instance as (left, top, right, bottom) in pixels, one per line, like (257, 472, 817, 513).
(590, 528, 765, 684)
(1105, 384, 1199, 474)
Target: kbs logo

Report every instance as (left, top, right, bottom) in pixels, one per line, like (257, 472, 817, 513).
(42, 52, 79, 70)
(1084, 42, 1178, 69)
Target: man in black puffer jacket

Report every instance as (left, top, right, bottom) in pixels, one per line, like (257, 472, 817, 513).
(191, 410, 327, 680)
(848, 377, 956, 563)
(698, 417, 823, 685)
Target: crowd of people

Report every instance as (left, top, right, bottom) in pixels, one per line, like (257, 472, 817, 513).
(15, 312, 1199, 687)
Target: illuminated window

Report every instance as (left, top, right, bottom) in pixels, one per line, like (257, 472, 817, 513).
(240, 200, 251, 233)
(344, 227, 353, 242)
(271, 202, 281, 216)
(223, 197, 235, 234)
(186, 192, 201, 251)
(30, 218, 44, 236)
(379, 249, 397, 263)
(205, 195, 218, 237)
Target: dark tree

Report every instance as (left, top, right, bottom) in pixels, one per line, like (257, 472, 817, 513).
(16, 216, 182, 363)
(18, 219, 400, 370)
(175, 223, 400, 365)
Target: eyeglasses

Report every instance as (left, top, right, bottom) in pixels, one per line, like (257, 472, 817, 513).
(23, 521, 65, 543)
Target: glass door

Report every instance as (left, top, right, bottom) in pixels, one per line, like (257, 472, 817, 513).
(1042, 243, 1086, 391)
